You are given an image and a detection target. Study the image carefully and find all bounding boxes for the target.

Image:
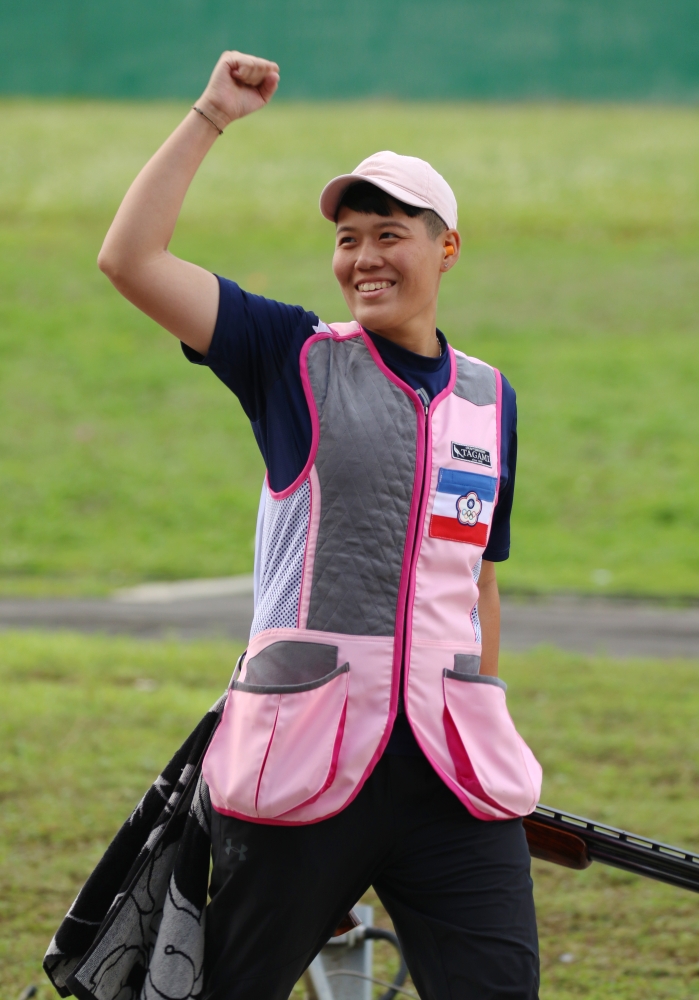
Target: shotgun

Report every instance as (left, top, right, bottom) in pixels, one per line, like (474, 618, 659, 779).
(524, 805, 699, 892)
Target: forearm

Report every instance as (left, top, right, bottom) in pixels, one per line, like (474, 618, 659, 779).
(95, 51, 279, 353)
(98, 109, 219, 282)
(477, 560, 500, 676)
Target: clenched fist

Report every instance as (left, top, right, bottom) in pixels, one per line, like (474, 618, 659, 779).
(196, 51, 280, 130)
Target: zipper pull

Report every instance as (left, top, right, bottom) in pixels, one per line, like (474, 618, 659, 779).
(416, 387, 430, 416)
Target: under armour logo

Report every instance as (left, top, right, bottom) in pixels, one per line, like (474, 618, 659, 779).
(225, 839, 248, 861)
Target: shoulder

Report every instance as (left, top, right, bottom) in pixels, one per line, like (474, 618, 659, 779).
(450, 349, 516, 433)
(451, 350, 497, 406)
(214, 275, 320, 348)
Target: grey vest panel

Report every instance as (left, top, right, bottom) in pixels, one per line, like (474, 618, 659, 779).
(305, 337, 417, 636)
(453, 355, 496, 406)
(244, 640, 338, 687)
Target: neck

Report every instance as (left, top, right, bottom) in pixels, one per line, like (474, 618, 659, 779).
(367, 302, 441, 358)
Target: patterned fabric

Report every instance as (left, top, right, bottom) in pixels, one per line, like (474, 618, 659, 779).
(43, 698, 225, 1000)
(305, 336, 416, 636)
(250, 479, 311, 637)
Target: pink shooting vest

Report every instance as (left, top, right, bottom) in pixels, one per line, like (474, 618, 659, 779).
(203, 323, 542, 824)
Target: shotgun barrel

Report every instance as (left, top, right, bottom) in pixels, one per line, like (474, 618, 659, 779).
(524, 805, 699, 893)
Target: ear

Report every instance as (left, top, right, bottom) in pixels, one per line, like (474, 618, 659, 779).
(441, 229, 461, 271)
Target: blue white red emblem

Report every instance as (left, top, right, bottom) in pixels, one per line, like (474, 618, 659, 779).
(429, 468, 497, 546)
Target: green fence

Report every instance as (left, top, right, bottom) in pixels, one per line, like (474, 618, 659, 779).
(2, 0, 699, 100)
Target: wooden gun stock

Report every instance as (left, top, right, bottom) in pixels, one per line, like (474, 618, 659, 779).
(332, 909, 362, 937)
(524, 816, 591, 869)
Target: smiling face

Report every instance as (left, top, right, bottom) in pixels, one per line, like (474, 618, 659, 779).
(332, 197, 460, 355)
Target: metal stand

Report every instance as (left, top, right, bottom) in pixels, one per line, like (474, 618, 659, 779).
(302, 905, 411, 1000)
(304, 905, 373, 1000)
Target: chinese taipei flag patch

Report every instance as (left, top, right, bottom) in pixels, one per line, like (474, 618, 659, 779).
(429, 468, 497, 547)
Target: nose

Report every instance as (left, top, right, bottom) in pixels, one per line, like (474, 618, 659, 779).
(354, 241, 385, 272)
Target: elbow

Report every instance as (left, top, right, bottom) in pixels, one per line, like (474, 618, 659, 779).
(97, 242, 161, 294)
(97, 244, 138, 294)
(97, 245, 121, 282)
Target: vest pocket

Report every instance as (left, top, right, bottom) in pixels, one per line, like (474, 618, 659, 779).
(442, 668, 541, 817)
(204, 657, 350, 820)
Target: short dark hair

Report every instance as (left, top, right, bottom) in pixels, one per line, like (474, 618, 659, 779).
(335, 181, 447, 239)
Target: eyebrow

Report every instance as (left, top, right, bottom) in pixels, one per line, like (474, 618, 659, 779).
(336, 217, 413, 234)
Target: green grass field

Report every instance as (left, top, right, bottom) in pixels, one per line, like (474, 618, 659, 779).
(1, 99, 699, 597)
(2, 633, 699, 999)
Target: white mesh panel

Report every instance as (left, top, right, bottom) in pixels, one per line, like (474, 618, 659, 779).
(250, 479, 311, 637)
(470, 604, 482, 644)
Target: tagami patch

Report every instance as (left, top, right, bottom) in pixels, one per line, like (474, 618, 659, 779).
(429, 468, 497, 546)
(451, 442, 491, 467)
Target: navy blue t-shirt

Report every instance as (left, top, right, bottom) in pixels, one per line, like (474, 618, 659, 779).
(184, 276, 518, 754)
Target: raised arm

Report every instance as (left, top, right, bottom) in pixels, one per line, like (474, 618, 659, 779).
(97, 52, 279, 356)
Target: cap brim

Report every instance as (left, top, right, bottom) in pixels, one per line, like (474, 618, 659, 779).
(319, 174, 435, 223)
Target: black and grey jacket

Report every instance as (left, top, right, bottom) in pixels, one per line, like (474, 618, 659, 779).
(43, 696, 225, 1000)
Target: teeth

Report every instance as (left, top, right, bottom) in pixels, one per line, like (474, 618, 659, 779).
(358, 281, 392, 292)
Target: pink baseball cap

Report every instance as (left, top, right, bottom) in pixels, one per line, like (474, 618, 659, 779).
(320, 150, 458, 231)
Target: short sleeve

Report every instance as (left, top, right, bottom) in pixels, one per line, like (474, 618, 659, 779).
(182, 275, 321, 493)
(483, 375, 517, 562)
(182, 275, 320, 423)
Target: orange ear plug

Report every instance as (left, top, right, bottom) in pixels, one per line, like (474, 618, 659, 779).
(445, 245, 455, 256)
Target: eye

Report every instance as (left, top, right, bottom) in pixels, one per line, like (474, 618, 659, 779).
(338, 235, 356, 245)
(379, 231, 400, 240)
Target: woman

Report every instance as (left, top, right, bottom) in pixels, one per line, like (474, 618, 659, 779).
(98, 50, 541, 1000)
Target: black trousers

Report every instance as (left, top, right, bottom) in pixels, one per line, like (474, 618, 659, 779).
(205, 753, 539, 1000)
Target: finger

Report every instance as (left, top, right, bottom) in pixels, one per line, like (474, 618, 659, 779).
(230, 55, 279, 86)
(257, 72, 280, 103)
(227, 49, 279, 71)
(231, 65, 278, 88)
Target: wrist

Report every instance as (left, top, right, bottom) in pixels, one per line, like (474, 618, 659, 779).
(195, 95, 234, 131)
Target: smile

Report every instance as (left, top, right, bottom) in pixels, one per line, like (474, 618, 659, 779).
(356, 280, 395, 292)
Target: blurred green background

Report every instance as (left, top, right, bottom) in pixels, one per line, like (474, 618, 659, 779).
(1, 99, 698, 597)
(2, 26, 699, 992)
(2, 0, 699, 100)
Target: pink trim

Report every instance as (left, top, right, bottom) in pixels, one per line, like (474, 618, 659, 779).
(400, 345, 457, 723)
(210, 746, 497, 825)
(442, 706, 516, 815)
(265, 328, 361, 501)
(434, 770, 504, 821)
(395, 347, 509, 818)
(493, 368, 503, 508)
(282, 692, 349, 813)
(297, 464, 321, 629)
(211, 801, 344, 825)
(265, 336, 322, 500)
(469, 365, 501, 639)
(254, 700, 280, 814)
(359, 327, 430, 754)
